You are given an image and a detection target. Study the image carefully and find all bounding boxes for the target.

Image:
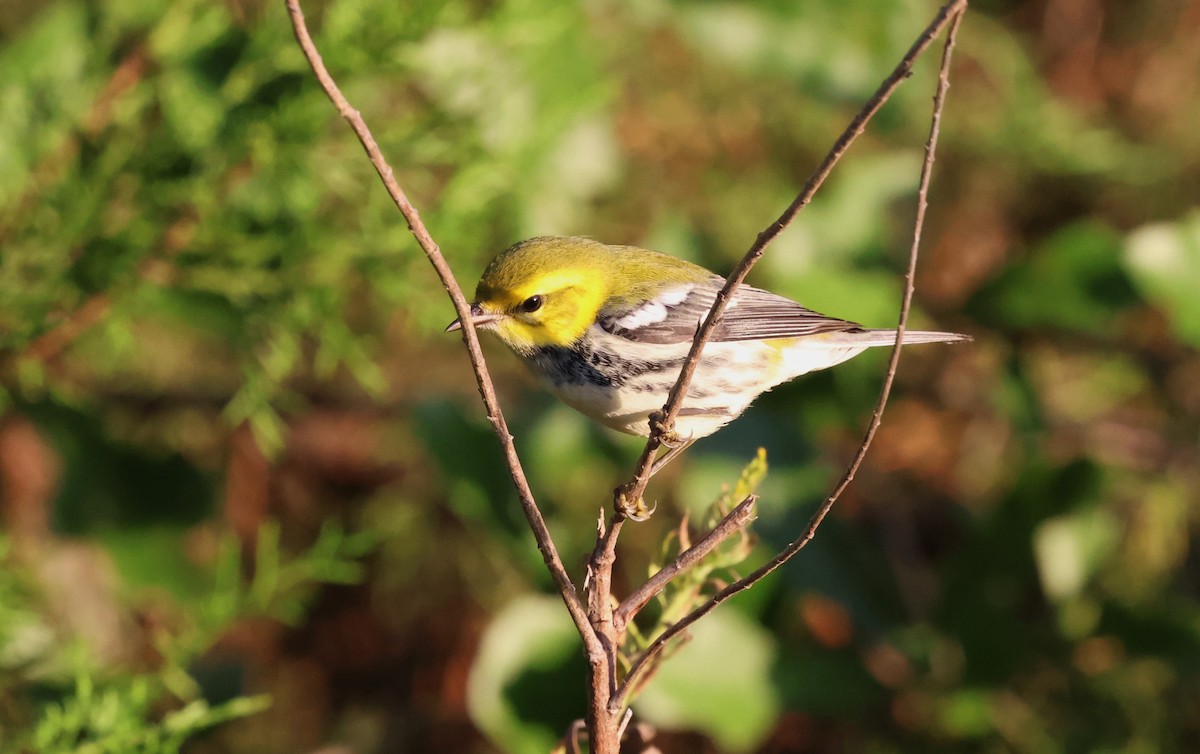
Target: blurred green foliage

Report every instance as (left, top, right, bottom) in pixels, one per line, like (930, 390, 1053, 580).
(0, 523, 371, 753)
(2, 0, 1199, 752)
(30, 672, 270, 754)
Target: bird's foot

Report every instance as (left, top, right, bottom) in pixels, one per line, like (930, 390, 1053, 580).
(615, 485, 657, 522)
(648, 412, 687, 448)
(660, 429, 689, 449)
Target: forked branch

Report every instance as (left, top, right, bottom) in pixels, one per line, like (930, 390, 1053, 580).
(286, 0, 969, 748)
(614, 4, 968, 710)
(613, 495, 758, 634)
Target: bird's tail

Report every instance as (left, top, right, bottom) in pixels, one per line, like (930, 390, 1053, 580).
(779, 328, 970, 380)
(833, 328, 972, 347)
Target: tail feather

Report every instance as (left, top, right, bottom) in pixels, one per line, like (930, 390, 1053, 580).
(826, 328, 972, 347)
(778, 328, 969, 379)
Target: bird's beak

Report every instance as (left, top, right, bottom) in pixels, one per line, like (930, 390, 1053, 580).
(445, 303, 505, 333)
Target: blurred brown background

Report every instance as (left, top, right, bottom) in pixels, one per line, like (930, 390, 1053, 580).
(1, 0, 1198, 752)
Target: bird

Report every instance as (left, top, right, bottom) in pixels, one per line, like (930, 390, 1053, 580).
(447, 236, 968, 509)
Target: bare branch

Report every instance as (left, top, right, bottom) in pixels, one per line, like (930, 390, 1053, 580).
(615, 2, 968, 710)
(616, 0, 970, 514)
(588, 0, 968, 704)
(612, 495, 758, 634)
(558, 720, 586, 754)
(616, 708, 635, 742)
(283, 0, 596, 650)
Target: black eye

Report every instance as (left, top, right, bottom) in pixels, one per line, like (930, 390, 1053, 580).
(520, 295, 544, 313)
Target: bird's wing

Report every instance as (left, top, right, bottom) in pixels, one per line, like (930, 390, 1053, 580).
(599, 281, 863, 345)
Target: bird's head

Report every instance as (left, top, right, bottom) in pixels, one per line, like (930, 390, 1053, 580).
(446, 237, 612, 353)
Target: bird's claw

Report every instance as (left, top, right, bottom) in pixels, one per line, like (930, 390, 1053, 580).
(645, 413, 674, 446)
(660, 429, 692, 449)
(648, 412, 692, 449)
(615, 486, 657, 522)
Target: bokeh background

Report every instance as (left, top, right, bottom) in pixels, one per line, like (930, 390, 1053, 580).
(2, 0, 1199, 751)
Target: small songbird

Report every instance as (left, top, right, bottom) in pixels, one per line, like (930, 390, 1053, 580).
(447, 236, 968, 448)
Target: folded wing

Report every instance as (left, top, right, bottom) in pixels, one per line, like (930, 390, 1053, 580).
(599, 280, 864, 345)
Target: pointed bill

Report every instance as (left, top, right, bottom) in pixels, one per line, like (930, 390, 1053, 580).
(445, 303, 505, 333)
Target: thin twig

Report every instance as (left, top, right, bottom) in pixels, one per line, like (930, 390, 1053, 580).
(586, 511, 624, 649)
(612, 495, 757, 634)
(283, 0, 596, 650)
(559, 720, 586, 754)
(614, 2, 967, 710)
(616, 708, 635, 741)
(616, 0, 969, 513)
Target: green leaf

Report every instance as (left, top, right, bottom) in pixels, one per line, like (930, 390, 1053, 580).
(466, 595, 581, 754)
(1124, 210, 1200, 347)
(634, 609, 780, 752)
(1033, 508, 1120, 602)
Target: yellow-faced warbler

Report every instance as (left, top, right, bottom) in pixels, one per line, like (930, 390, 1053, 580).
(447, 236, 968, 448)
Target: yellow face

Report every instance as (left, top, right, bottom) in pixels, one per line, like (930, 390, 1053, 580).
(463, 266, 609, 354)
(447, 235, 710, 353)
